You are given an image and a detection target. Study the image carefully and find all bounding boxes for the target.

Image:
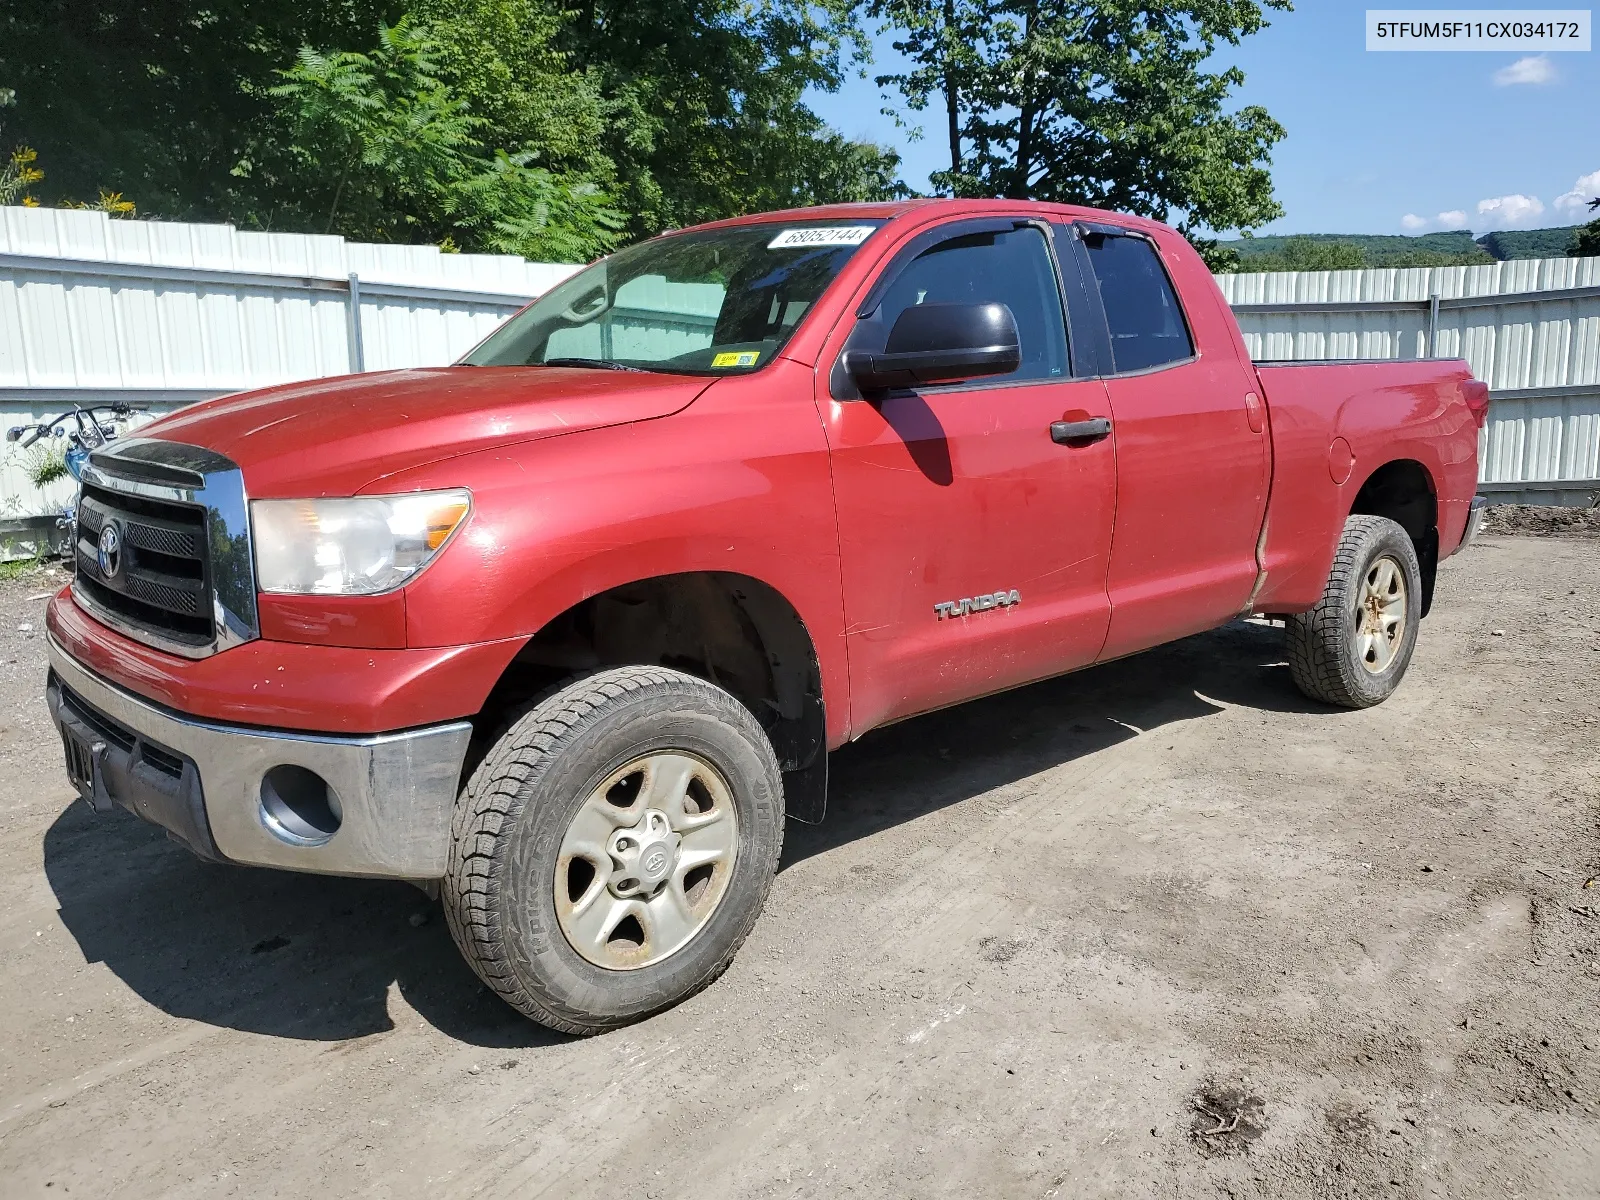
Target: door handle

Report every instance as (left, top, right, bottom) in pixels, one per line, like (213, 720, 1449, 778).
(1049, 416, 1112, 444)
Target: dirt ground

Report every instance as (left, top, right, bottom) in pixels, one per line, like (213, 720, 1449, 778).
(1483, 504, 1600, 539)
(1, 532, 1598, 1200)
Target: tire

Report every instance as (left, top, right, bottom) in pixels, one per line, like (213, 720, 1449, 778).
(443, 666, 785, 1035)
(1286, 515, 1423, 709)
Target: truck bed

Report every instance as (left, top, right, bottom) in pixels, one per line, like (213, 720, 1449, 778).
(1250, 357, 1484, 613)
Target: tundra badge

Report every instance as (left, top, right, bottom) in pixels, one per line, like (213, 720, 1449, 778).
(934, 590, 1021, 620)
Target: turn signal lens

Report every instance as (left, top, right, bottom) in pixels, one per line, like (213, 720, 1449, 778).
(251, 489, 472, 595)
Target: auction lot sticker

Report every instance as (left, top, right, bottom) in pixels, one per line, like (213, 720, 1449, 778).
(1367, 9, 1591, 50)
(767, 226, 876, 249)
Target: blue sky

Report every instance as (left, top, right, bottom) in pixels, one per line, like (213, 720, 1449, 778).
(804, 4, 1599, 236)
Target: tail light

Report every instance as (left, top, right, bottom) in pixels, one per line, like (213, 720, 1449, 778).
(1463, 379, 1490, 428)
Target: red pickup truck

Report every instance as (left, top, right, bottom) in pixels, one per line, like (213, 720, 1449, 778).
(45, 199, 1488, 1033)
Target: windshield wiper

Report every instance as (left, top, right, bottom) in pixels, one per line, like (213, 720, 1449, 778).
(542, 357, 650, 373)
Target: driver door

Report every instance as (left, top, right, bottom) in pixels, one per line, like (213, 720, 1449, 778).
(816, 220, 1118, 735)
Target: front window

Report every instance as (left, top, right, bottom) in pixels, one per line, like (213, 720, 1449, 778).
(462, 220, 886, 375)
(871, 226, 1069, 383)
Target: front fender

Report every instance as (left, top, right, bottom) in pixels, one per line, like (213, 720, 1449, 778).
(386, 362, 854, 745)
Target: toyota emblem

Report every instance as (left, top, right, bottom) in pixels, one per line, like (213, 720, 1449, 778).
(97, 523, 122, 579)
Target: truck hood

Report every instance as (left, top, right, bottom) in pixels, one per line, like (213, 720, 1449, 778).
(137, 367, 713, 497)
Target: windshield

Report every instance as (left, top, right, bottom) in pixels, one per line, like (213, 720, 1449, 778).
(461, 220, 886, 375)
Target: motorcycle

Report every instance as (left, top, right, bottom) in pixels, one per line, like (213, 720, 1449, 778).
(6, 401, 149, 556)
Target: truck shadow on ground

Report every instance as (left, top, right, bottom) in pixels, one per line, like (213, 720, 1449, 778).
(42, 619, 1318, 1048)
(783, 618, 1321, 867)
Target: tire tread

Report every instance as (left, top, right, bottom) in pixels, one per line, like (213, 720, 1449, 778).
(442, 666, 783, 1035)
(1286, 514, 1420, 709)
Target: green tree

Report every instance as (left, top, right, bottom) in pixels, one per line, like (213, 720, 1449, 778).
(1573, 197, 1600, 258)
(1237, 237, 1367, 272)
(447, 151, 625, 261)
(408, 0, 612, 185)
(0, 1, 401, 218)
(270, 19, 623, 260)
(1, 1, 905, 248)
(557, 1, 906, 236)
(271, 20, 479, 237)
(1222, 236, 1497, 273)
(869, 0, 1290, 250)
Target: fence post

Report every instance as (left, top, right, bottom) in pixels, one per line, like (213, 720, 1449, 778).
(346, 272, 366, 372)
(1426, 291, 1440, 358)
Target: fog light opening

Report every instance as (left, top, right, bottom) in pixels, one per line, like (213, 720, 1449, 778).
(259, 765, 342, 846)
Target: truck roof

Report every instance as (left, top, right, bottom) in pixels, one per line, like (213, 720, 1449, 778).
(679, 197, 1172, 238)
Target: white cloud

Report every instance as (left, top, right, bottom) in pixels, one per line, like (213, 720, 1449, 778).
(1493, 55, 1557, 86)
(1476, 194, 1545, 229)
(1554, 170, 1600, 217)
(1402, 209, 1480, 233)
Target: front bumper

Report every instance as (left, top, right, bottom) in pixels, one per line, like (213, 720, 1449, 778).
(47, 636, 472, 879)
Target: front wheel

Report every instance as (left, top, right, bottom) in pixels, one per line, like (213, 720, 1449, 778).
(443, 666, 785, 1034)
(1286, 514, 1423, 708)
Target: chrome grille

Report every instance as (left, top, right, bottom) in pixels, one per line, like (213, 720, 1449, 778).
(70, 438, 259, 659)
(75, 483, 212, 646)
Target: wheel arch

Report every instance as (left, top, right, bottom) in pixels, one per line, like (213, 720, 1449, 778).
(478, 570, 831, 822)
(1348, 458, 1439, 616)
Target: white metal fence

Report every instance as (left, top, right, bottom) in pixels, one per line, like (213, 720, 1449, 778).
(3, 207, 1598, 524)
(1219, 256, 1600, 506)
(0, 206, 582, 519)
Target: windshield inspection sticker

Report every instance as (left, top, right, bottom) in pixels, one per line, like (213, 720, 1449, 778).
(712, 351, 761, 368)
(767, 225, 875, 250)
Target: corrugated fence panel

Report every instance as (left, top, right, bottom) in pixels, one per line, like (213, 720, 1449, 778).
(1216, 265, 1436, 361)
(0, 207, 581, 515)
(4, 207, 1597, 516)
(1220, 255, 1600, 498)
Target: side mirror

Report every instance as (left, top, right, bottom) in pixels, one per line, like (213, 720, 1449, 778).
(844, 302, 1021, 392)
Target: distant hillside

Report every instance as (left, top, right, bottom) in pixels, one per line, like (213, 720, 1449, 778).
(1219, 225, 1585, 272)
(1475, 226, 1583, 260)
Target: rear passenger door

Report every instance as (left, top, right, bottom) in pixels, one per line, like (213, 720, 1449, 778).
(1055, 223, 1269, 660)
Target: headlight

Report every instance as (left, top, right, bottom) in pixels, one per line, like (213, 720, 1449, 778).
(251, 489, 471, 595)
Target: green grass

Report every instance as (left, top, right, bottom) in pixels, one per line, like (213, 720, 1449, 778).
(0, 556, 67, 583)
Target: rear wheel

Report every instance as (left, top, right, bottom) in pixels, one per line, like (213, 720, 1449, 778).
(443, 666, 784, 1034)
(1286, 514, 1422, 708)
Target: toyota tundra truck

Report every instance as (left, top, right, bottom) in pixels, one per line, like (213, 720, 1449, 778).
(44, 199, 1489, 1034)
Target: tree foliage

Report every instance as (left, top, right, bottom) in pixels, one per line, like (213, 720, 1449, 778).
(0, 145, 43, 208)
(555, 1, 906, 236)
(1, 0, 903, 259)
(1572, 197, 1600, 259)
(265, 18, 623, 259)
(270, 21, 480, 237)
(1224, 232, 1495, 273)
(1477, 226, 1583, 260)
(1, 1, 1302, 260)
(0, 90, 43, 207)
(1, 1, 402, 219)
(869, 0, 1290, 246)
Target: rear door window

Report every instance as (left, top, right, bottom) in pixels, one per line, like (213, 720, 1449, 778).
(1082, 234, 1194, 374)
